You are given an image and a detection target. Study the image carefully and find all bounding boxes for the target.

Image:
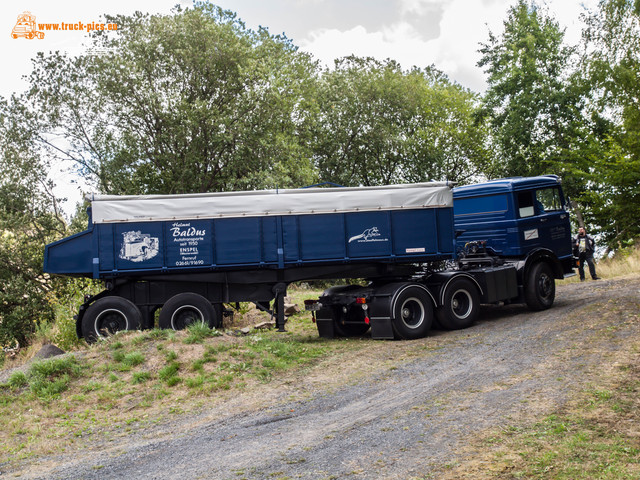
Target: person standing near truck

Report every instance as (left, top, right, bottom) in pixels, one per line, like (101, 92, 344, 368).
(574, 227, 599, 281)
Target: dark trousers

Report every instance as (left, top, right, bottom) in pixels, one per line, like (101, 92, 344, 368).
(578, 254, 597, 280)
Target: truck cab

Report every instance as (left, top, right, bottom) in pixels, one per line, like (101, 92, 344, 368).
(453, 175, 574, 279)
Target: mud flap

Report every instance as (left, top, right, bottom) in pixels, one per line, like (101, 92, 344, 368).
(315, 306, 335, 338)
(370, 317, 394, 339)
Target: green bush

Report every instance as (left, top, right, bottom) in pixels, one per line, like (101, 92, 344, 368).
(0, 276, 53, 349)
(50, 278, 100, 350)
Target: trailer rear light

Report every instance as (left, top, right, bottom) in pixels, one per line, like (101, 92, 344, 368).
(356, 297, 366, 304)
(364, 316, 370, 325)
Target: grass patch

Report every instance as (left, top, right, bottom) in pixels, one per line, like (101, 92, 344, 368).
(122, 352, 145, 367)
(6, 371, 28, 389)
(0, 287, 374, 469)
(158, 361, 181, 386)
(442, 351, 640, 480)
(111, 350, 145, 371)
(132, 372, 151, 384)
(1, 356, 83, 401)
(246, 336, 327, 374)
(165, 350, 178, 362)
(184, 323, 223, 344)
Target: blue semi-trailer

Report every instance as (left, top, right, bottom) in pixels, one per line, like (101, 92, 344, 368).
(44, 175, 574, 342)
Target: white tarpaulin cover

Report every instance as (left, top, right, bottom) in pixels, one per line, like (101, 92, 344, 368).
(89, 183, 453, 224)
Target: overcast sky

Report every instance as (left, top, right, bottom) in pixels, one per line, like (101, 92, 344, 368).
(1, 0, 597, 211)
(2, 0, 598, 98)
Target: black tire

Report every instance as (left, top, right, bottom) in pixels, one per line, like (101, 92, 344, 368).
(436, 277, 480, 330)
(525, 262, 555, 311)
(391, 286, 433, 340)
(334, 307, 370, 337)
(159, 293, 219, 330)
(82, 297, 142, 343)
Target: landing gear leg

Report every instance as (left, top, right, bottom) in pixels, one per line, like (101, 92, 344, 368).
(273, 283, 287, 332)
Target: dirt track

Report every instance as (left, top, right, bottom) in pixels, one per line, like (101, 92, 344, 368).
(17, 275, 640, 479)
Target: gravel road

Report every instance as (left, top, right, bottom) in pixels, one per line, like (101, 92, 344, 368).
(19, 276, 640, 479)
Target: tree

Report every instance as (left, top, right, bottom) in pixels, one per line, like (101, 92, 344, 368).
(27, 2, 318, 196)
(478, 0, 588, 184)
(0, 98, 66, 347)
(581, 0, 640, 250)
(403, 69, 494, 185)
(312, 57, 490, 187)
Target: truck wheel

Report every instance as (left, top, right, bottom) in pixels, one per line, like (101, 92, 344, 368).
(525, 262, 555, 311)
(436, 277, 479, 330)
(82, 297, 142, 343)
(391, 286, 433, 340)
(159, 293, 219, 330)
(334, 308, 370, 337)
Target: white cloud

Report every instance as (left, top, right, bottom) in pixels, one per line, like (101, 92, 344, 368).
(300, 0, 598, 92)
(300, 0, 508, 91)
(430, 0, 513, 90)
(301, 22, 435, 69)
(399, 0, 448, 16)
(545, 0, 598, 45)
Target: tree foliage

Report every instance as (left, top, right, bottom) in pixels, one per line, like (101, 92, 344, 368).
(478, 0, 588, 186)
(0, 98, 66, 347)
(28, 2, 318, 195)
(312, 57, 490, 187)
(581, 0, 640, 249)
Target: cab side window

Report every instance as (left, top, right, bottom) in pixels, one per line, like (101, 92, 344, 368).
(535, 187, 562, 213)
(517, 191, 534, 218)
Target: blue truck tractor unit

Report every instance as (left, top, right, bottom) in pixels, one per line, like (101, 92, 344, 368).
(44, 175, 575, 342)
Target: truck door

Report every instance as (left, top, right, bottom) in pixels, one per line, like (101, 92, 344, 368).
(534, 187, 572, 258)
(516, 190, 542, 253)
(515, 187, 572, 257)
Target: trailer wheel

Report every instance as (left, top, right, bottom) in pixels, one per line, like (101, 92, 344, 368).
(525, 262, 555, 311)
(436, 277, 479, 330)
(391, 286, 433, 340)
(82, 297, 142, 343)
(159, 293, 219, 330)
